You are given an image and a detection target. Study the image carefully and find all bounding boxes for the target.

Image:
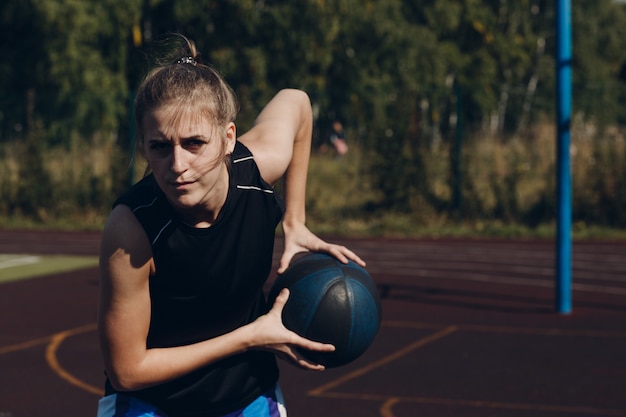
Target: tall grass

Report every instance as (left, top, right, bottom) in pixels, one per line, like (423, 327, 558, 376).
(305, 122, 626, 238)
(1, 121, 625, 238)
(0, 134, 127, 230)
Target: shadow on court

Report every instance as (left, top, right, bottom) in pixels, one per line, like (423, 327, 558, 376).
(0, 230, 625, 417)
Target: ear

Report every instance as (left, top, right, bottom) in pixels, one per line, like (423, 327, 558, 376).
(225, 122, 236, 154)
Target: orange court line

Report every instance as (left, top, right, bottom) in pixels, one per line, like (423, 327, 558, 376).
(0, 323, 104, 396)
(380, 397, 400, 417)
(306, 321, 626, 417)
(0, 323, 99, 356)
(0, 335, 53, 355)
(44, 323, 104, 396)
(308, 326, 459, 396)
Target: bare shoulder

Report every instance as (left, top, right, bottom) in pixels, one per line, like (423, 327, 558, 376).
(100, 204, 154, 281)
(239, 89, 312, 185)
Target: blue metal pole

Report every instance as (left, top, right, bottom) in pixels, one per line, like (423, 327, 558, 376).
(555, 0, 572, 314)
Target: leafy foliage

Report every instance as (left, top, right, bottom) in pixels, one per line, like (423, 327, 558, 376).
(1, 0, 626, 230)
(1, 0, 142, 145)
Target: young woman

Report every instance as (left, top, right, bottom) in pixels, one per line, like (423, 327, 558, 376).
(96, 36, 364, 417)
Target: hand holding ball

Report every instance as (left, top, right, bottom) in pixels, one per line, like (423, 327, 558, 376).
(268, 252, 382, 368)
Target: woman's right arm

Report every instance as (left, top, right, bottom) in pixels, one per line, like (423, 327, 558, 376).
(98, 205, 334, 392)
(98, 204, 172, 391)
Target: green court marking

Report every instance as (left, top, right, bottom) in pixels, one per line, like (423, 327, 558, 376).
(0, 254, 99, 284)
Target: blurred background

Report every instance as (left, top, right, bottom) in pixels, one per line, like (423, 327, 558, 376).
(1, 0, 625, 238)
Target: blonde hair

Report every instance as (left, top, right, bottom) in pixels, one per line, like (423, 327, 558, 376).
(134, 35, 238, 158)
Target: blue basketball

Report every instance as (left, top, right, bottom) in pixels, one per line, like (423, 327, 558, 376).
(268, 252, 382, 368)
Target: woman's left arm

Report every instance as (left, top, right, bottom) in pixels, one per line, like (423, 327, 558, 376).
(238, 89, 365, 272)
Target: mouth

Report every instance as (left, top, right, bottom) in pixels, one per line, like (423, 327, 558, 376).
(170, 180, 195, 190)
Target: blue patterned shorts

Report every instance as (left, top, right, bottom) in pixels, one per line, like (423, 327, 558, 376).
(97, 384, 287, 417)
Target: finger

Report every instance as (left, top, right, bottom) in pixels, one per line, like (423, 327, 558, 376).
(270, 344, 328, 371)
(291, 334, 335, 353)
(270, 288, 290, 312)
(286, 348, 330, 371)
(295, 359, 326, 371)
(277, 249, 298, 274)
(345, 250, 366, 267)
(277, 256, 290, 274)
(278, 353, 326, 371)
(338, 246, 366, 266)
(325, 245, 366, 267)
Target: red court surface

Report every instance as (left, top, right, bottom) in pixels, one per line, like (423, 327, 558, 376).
(1, 229, 625, 417)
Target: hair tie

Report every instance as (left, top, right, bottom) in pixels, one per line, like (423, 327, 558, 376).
(176, 56, 197, 66)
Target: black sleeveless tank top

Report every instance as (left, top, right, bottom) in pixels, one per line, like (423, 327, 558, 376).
(104, 141, 284, 417)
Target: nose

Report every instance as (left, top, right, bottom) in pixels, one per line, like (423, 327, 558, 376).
(170, 145, 188, 174)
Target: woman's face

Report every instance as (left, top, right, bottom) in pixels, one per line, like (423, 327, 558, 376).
(142, 105, 236, 215)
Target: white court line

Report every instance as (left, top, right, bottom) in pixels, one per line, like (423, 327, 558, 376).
(0, 255, 41, 270)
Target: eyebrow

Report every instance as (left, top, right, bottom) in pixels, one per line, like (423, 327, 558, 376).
(146, 134, 209, 143)
(180, 135, 209, 141)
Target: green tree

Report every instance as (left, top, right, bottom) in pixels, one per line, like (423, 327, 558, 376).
(0, 0, 142, 145)
(35, 0, 142, 143)
(0, 0, 46, 142)
(571, 0, 626, 127)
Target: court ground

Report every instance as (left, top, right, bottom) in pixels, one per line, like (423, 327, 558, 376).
(0, 229, 625, 417)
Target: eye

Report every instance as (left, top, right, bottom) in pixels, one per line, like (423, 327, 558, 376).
(148, 141, 172, 155)
(181, 138, 207, 152)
